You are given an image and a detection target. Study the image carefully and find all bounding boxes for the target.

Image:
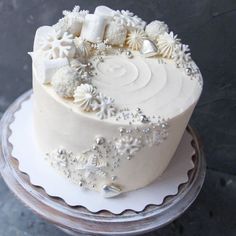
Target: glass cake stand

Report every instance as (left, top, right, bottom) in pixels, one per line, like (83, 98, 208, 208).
(0, 90, 206, 236)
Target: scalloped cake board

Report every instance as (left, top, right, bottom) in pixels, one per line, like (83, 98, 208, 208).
(8, 96, 195, 214)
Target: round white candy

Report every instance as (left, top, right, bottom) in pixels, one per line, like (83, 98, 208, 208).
(145, 20, 169, 40)
(104, 22, 127, 46)
(52, 66, 80, 98)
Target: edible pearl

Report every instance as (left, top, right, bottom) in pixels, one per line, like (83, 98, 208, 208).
(87, 62, 93, 67)
(119, 127, 126, 133)
(95, 136, 105, 145)
(111, 176, 117, 181)
(126, 51, 133, 58)
(185, 68, 192, 76)
(140, 115, 149, 123)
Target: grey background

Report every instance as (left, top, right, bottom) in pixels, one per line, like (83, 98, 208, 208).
(0, 0, 236, 235)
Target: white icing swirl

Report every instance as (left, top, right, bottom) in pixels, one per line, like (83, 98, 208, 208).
(93, 52, 201, 118)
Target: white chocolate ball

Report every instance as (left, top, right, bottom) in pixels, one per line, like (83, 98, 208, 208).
(52, 66, 80, 98)
(104, 22, 127, 46)
(145, 20, 169, 40)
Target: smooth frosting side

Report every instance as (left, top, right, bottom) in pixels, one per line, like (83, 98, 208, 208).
(33, 73, 196, 192)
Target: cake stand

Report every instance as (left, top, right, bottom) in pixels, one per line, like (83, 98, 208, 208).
(0, 90, 206, 236)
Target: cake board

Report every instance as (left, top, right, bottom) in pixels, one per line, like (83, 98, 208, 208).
(0, 90, 206, 236)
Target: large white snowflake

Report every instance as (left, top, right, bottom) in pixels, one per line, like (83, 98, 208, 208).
(173, 44, 191, 67)
(115, 135, 142, 156)
(39, 30, 75, 59)
(113, 10, 146, 30)
(91, 39, 112, 56)
(92, 93, 117, 119)
(54, 5, 89, 35)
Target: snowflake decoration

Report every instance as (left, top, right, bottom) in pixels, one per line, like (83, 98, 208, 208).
(39, 30, 75, 59)
(54, 5, 89, 35)
(113, 10, 146, 30)
(92, 93, 117, 119)
(70, 59, 95, 83)
(91, 39, 112, 56)
(76, 151, 108, 179)
(63, 5, 89, 19)
(173, 44, 191, 67)
(115, 135, 142, 157)
(47, 147, 72, 168)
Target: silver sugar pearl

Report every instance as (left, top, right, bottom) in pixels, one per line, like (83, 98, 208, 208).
(136, 107, 142, 113)
(127, 156, 132, 160)
(140, 115, 149, 123)
(87, 62, 93, 67)
(95, 136, 105, 145)
(111, 176, 117, 181)
(126, 51, 133, 58)
(98, 56, 104, 62)
(119, 127, 126, 134)
(185, 68, 192, 76)
(79, 181, 83, 187)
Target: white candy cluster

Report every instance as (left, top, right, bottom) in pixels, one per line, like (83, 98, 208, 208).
(32, 4, 202, 118)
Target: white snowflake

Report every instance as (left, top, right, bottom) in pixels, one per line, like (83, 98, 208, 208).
(113, 10, 146, 30)
(47, 147, 72, 168)
(91, 39, 112, 56)
(115, 135, 142, 156)
(54, 5, 89, 35)
(39, 30, 75, 59)
(173, 44, 191, 67)
(63, 5, 89, 18)
(92, 93, 117, 119)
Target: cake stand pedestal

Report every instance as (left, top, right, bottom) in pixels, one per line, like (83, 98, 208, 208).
(0, 90, 206, 236)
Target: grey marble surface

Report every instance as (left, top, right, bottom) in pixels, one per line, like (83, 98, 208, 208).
(0, 0, 235, 235)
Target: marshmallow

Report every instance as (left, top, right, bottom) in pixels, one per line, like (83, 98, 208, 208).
(80, 14, 107, 43)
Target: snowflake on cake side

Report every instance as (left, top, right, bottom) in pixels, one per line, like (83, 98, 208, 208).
(92, 93, 117, 119)
(115, 135, 142, 158)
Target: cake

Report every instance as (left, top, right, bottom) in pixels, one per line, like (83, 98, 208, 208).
(30, 5, 203, 198)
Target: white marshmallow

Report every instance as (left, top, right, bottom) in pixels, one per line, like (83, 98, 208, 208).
(94, 6, 115, 20)
(80, 14, 107, 43)
(30, 52, 68, 84)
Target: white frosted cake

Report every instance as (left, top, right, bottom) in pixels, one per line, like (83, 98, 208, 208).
(30, 5, 203, 198)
